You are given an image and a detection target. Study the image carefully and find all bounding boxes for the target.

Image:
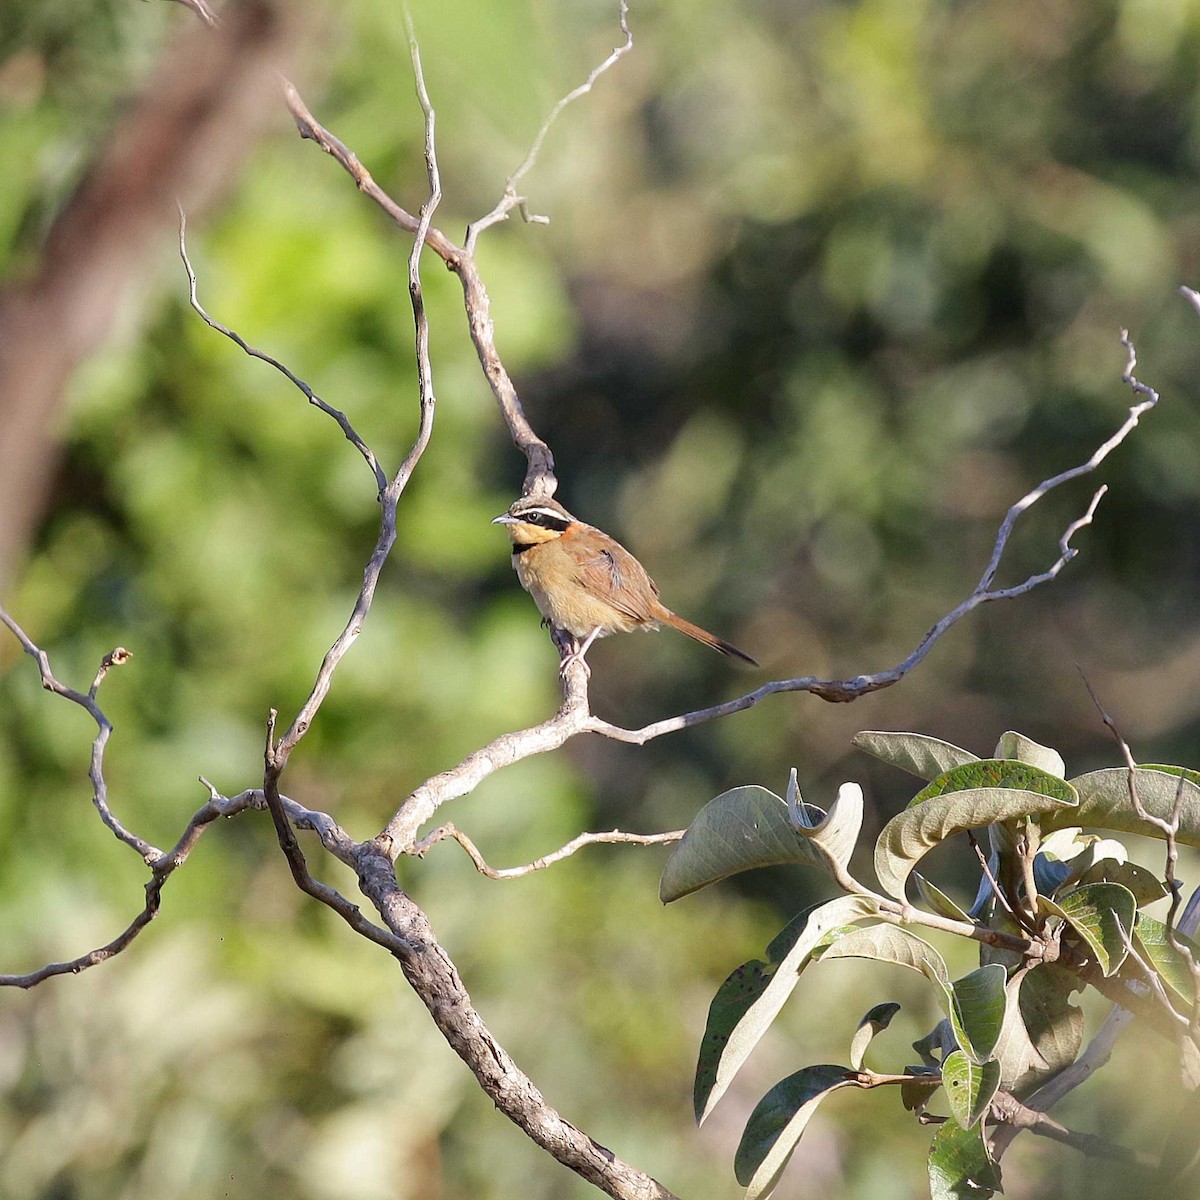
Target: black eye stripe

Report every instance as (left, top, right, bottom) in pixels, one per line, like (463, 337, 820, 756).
(518, 508, 570, 531)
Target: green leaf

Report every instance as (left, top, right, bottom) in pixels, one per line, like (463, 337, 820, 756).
(928, 1122, 1001, 1200)
(849, 1001, 901, 1071)
(949, 964, 1008, 1064)
(1134, 913, 1200, 1004)
(911, 760, 1078, 807)
(814, 927, 1005, 1062)
(735, 1065, 854, 1198)
(694, 895, 879, 1124)
(1052, 883, 1137, 976)
(1045, 768, 1200, 845)
(913, 872, 972, 922)
(874, 772, 1076, 901)
(660, 787, 825, 902)
(1077, 859, 1166, 906)
(852, 730, 979, 781)
(941, 1049, 1001, 1129)
(993, 731, 1066, 778)
(993, 965, 1083, 1093)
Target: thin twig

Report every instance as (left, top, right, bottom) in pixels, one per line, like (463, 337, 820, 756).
(989, 1091, 1155, 1166)
(0, 607, 152, 861)
(967, 829, 1035, 934)
(464, 0, 633, 251)
(178, 208, 387, 491)
(412, 822, 683, 878)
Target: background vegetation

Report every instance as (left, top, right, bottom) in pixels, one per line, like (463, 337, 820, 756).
(1, 0, 1199, 1196)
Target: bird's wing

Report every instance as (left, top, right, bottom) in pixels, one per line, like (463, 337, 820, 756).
(574, 544, 659, 622)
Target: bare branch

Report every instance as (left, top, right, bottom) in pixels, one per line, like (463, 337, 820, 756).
(465, 0, 633, 250)
(178, 209, 387, 491)
(989, 1091, 1155, 1166)
(0, 606, 153, 861)
(413, 822, 683, 879)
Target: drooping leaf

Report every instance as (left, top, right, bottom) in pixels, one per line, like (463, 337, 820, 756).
(993, 732, 1066, 778)
(949, 964, 1008, 1064)
(661, 787, 828, 902)
(815, 926, 1005, 1063)
(849, 1002, 902, 1071)
(901, 1070, 941, 1112)
(851, 730, 979, 781)
(1045, 768, 1200, 846)
(941, 1049, 1001, 1129)
(928, 1121, 1001, 1200)
(787, 774, 864, 873)
(874, 777, 1075, 901)
(914, 872, 973, 922)
(694, 895, 879, 1124)
(735, 1065, 854, 1198)
(1052, 883, 1137, 976)
(1134, 913, 1200, 1005)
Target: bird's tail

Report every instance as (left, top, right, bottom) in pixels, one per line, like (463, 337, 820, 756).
(659, 610, 758, 666)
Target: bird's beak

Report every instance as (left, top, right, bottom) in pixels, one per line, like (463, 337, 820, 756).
(492, 514, 517, 525)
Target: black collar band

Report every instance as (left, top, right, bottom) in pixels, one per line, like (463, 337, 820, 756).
(512, 542, 538, 556)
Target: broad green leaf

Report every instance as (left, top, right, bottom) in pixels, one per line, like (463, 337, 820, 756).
(815, 923, 951, 990)
(949, 964, 1007, 1064)
(1054, 883, 1137, 976)
(1044, 768, 1200, 845)
(1134, 913, 1200, 1004)
(941, 1049, 1001, 1129)
(993, 965, 1083, 1092)
(874, 778, 1075, 901)
(661, 787, 828, 902)
(914, 872, 972, 922)
(993, 732, 1066, 778)
(1077, 859, 1165, 906)
(911, 760, 1078, 807)
(735, 1065, 854, 1198)
(852, 730, 979, 781)
(928, 1122, 1001, 1200)
(694, 895, 879, 1124)
(849, 1002, 902, 1070)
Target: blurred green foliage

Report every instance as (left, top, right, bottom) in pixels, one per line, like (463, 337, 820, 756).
(2, 0, 1200, 1197)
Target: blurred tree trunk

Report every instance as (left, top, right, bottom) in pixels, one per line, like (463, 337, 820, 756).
(0, 0, 298, 588)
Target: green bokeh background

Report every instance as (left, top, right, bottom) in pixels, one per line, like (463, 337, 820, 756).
(3, 0, 1200, 1196)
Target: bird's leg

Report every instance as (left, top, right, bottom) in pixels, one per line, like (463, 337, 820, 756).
(557, 626, 601, 678)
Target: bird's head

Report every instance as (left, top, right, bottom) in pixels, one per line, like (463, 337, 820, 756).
(492, 496, 576, 545)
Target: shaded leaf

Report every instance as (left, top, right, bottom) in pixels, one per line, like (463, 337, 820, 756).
(993, 732, 1066, 778)
(661, 787, 829, 902)
(1045, 768, 1200, 846)
(912, 1019, 958, 1068)
(942, 1049, 1001, 1129)
(1135, 913, 1200, 1004)
(949, 964, 1007, 1064)
(928, 1122, 1001, 1200)
(852, 730, 979, 781)
(735, 1065, 854, 1198)
(694, 895, 879, 1124)
(994, 965, 1084, 1093)
(914, 872, 972, 922)
(1078, 859, 1166, 906)
(1054, 883, 1137, 976)
(874, 778, 1075, 901)
(901, 1070, 942, 1112)
(849, 1002, 901, 1071)
(1032, 852, 1074, 898)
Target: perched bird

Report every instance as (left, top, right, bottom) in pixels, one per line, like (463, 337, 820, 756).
(493, 495, 757, 671)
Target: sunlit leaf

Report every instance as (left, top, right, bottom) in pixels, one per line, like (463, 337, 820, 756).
(874, 776, 1075, 901)
(1052, 883, 1137, 976)
(928, 1121, 1001, 1200)
(1045, 768, 1200, 846)
(851, 730, 979, 781)
(1134, 913, 1200, 1004)
(1077, 859, 1165, 906)
(735, 1065, 854, 1198)
(941, 1049, 1001, 1129)
(993, 731, 1065, 778)
(694, 895, 880, 1124)
(849, 1001, 902, 1071)
(787, 773, 864, 872)
(911, 760, 1077, 807)
(660, 787, 828, 902)
(949, 964, 1007, 1064)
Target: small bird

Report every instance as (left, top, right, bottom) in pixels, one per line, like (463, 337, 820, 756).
(493, 495, 757, 671)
